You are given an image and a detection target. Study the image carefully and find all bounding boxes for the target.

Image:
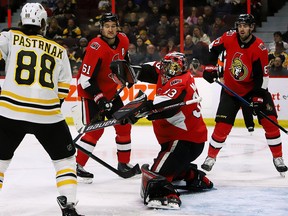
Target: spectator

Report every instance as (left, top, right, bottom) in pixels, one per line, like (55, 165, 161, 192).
(98, 0, 111, 12)
(134, 17, 149, 34)
(149, 13, 171, 37)
(143, 44, 161, 62)
(125, 12, 139, 28)
(52, 0, 68, 17)
(192, 25, 211, 47)
(152, 25, 169, 47)
(196, 15, 211, 35)
(138, 30, 152, 45)
(269, 56, 288, 76)
(62, 18, 82, 39)
(184, 34, 196, 64)
(122, 22, 137, 45)
(209, 16, 229, 41)
(123, 0, 140, 14)
(202, 5, 215, 25)
(189, 58, 204, 77)
(41, 1, 53, 17)
(135, 36, 147, 56)
(184, 22, 193, 37)
(146, 5, 161, 28)
(128, 43, 145, 65)
(213, 0, 232, 18)
(46, 17, 63, 39)
(170, 16, 181, 45)
(268, 41, 288, 68)
(268, 31, 288, 53)
(74, 37, 88, 62)
(185, 7, 198, 26)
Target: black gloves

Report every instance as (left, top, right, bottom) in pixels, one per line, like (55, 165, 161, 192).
(94, 93, 112, 113)
(203, 65, 218, 83)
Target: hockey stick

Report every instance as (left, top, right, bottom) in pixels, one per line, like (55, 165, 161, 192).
(73, 140, 140, 179)
(72, 86, 143, 179)
(214, 79, 288, 134)
(80, 96, 203, 134)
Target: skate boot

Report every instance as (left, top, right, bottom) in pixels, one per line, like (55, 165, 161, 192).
(247, 127, 254, 133)
(76, 164, 94, 184)
(118, 162, 141, 174)
(57, 196, 83, 216)
(147, 193, 181, 210)
(273, 157, 288, 177)
(185, 167, 213, 191)
(201, 156, 216, 171)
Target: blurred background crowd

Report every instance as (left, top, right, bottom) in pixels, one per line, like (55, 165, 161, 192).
(0, 0, 288, 76)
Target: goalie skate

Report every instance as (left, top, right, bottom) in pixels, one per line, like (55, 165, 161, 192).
(146, 195, 181, 210)
(273, 157, 287, 177)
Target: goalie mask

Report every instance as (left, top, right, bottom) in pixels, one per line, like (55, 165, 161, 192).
(161, 52, 188, 84)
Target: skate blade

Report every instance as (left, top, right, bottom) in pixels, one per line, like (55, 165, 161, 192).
(77, 176, 93, 184)
(279, 172, 286, 178)
(147, 200, 180, 210)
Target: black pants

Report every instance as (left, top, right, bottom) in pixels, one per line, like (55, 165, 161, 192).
(0, 116, 75, 160)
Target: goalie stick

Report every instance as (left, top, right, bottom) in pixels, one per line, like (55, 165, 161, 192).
(79, 95, 202, 134)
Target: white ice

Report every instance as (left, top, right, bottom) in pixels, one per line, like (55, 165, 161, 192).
(0, 125, 288, 216)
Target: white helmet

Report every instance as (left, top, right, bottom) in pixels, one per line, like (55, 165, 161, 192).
(20, 3, 47, 27)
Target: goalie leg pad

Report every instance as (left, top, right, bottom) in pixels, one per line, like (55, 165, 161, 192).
(141, 164, 181, 209)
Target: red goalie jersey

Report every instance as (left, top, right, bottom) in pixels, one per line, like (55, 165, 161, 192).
(138, 56, 207, 144)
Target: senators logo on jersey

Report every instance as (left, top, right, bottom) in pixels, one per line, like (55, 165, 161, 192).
(230, 53, 248, 80)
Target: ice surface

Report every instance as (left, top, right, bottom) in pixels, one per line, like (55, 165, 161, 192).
(0, 126, 288, 216)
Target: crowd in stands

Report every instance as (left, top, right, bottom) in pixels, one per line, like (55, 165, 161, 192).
(1, 0, 288, 76)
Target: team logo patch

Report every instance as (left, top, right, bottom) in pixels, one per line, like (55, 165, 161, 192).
(258, 43, 267, 51)
(230, 52, 248, 81)
(170, 79, 182, 86)
(90, 42, 100, 50)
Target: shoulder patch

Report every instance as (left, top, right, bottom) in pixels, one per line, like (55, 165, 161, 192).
(90, 42, 100, 50)
(170, 79, 182, 86)
(258, 43, 267, 51)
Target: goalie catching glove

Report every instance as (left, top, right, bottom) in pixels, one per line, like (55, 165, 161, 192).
(110, 60, 139, 88)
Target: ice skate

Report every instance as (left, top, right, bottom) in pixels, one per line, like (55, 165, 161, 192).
(273, 157, 288, 177)
(247, 127, 254, 135)
(76, 164, 94, 184)
(201, 156, 216, 171)
(146, 194, 181, 210)
(185, 169, 213, 191)
(118, 162, 141, 174)
(57, 196, 83, 216)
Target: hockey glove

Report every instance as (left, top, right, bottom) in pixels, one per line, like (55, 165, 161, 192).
(94, 93, 112, 113)
(203, 65, 218, 83)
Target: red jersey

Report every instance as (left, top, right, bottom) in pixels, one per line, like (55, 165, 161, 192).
(77, 33, 129, 100)
(209, 31, 269, 96)
(143, 62, 207, 144)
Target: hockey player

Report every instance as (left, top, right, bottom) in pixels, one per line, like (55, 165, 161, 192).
(0, 3, 82, 216)
(75, 12, 140, 183)
(113, 52, 214, 209)
(201, 14, 288, 175)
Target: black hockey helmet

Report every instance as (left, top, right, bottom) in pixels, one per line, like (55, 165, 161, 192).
(235, 14, 255, 27)
(99, 12, 119, 27)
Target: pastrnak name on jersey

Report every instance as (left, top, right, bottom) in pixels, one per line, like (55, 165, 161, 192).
(12, 31, 64, 59)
